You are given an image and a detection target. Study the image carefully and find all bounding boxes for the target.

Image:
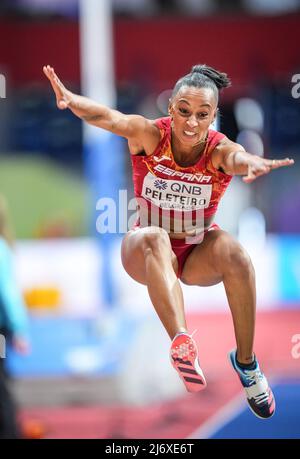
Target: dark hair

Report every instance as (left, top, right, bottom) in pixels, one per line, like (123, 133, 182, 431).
(171, 64, 231, 102)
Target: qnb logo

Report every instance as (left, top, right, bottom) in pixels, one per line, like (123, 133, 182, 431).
(154, 179, 167, 190)
(291, 74, 300, 99)
(0, 334, 6, 358)
(0, 74, 6, 99)
(291, 334, 300, 360)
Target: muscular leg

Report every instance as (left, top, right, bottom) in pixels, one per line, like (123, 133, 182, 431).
(181, 230, 256, 364)
(121, 227, 187, 339)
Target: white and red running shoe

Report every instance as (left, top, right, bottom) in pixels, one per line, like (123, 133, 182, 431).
(170, 332, 207, 392)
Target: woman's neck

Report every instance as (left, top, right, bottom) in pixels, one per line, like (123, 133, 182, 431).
(171, 132, 208, 167)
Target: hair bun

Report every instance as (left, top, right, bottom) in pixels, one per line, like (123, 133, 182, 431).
(191, 65, 206, 74)
(190, 64, 231, 90)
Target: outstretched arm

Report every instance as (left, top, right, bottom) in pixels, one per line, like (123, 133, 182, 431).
(213, 138, 294, 183)
(43, 65, 155, 141)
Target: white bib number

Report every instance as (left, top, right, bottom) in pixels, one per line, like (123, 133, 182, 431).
(141, 173, 212, 211)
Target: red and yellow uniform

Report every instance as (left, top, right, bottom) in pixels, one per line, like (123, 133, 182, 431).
(130, 117, 233, 277)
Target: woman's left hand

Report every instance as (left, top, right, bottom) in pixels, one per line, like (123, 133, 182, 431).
(243, 157, 294, 183)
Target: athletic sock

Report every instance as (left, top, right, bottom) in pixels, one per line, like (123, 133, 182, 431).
(236, 356, 256, 371)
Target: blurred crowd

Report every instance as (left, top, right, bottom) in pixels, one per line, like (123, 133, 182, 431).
(0, 0, 300, 18)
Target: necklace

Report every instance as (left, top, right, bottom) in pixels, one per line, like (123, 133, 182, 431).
(171, 130, 209, 167)
(196, 132, 208, 146)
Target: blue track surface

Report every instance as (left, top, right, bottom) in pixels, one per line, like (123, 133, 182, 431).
(211, 380, 300, 439)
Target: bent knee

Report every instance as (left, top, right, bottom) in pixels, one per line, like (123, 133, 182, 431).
(213, 233, 253, 276)
(228, 246, 253, 274)
(141, 227, 171, 254)
(121, 227, 172, 278)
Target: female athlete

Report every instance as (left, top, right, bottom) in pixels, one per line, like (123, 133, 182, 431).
(44, 63, 294, 419)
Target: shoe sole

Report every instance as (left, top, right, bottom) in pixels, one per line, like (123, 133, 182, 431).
(228, 350, 276, 420)
(246, 399, 276, 420)
(171, 335, 207, 393)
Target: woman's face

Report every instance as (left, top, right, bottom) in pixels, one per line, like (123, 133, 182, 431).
(169, 86, 217, 148)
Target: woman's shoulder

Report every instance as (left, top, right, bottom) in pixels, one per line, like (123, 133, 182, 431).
(208, 128, 226, 141)
(206, 129, 227, 153)
(153, 116, 171, 131)
(209, 131, 241, 153)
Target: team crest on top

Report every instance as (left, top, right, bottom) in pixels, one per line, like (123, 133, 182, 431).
(153, 155, 171, 163)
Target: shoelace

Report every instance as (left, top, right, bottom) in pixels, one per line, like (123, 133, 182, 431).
(245, 369, 269, 405)
(245, 369, 263, 385)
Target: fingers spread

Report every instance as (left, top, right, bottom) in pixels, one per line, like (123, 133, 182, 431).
(243, 168, 256, 183)
(268, 158, 295, 169)
(278, 158, 294, 166)
(243, 176, 254, 184)
(243, 164, 271, 183)
(43, 65, 51, 79)
(58, 100, 68, 110)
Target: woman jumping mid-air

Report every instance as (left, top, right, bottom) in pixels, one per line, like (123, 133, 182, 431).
(44, 63, 294, 419)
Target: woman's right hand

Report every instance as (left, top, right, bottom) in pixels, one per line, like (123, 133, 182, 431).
(43, 65, 73, 110)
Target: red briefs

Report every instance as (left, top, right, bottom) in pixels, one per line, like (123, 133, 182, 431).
(170, 223, 220, 278)
(132, 223, 220, 279)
